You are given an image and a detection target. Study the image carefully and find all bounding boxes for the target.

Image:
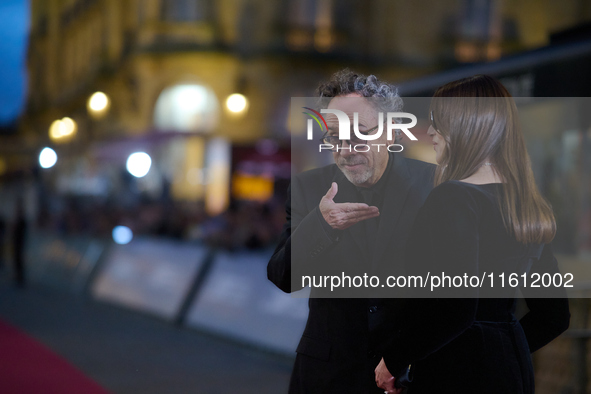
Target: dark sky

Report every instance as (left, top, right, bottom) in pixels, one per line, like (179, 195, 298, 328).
(0, 0, 29, 126)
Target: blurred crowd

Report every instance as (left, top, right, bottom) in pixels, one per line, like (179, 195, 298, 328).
(34, 195, 286, 251)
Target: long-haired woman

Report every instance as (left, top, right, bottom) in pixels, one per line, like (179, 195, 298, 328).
(375, 75, 570, 393)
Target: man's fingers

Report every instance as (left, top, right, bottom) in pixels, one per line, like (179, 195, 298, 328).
(347, 208, 380, 219)
(345, 213, 380, 226)
(338, 202, 377, 213)
(323, 201, 379, 230)
(324, 182, 338, 201)
(330, 210, 380, 230)
(329, 206, 379, 221)
(344, 206, 380, 219)
(330, 208, 379, 222)
(351, 211, 380, 221)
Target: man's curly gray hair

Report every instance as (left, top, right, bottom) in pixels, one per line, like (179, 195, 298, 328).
(316, 68, 403, 113)
(316, 69, 404, 141)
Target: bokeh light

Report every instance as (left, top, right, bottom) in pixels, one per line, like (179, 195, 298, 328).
(87, 92, 111, 119)
(225, 93, 248, 113)
(153, 83, 220, 133)
(126, 152, 152, 178)
(112, 226, 133, 245)
(49, 117, 77, 141)
(39, 147, 58, 169)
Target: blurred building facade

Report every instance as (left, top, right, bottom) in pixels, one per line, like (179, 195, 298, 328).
(3, 0, 589, 245)
(22, 0, 591, 143)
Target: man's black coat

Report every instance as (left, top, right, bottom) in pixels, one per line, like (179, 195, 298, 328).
(268, 153, 434, 393)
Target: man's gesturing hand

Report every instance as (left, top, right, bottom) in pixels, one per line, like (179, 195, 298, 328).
(319, 182, 379, 230)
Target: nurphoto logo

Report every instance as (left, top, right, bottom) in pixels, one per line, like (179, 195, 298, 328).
(303, 107, 419, 152)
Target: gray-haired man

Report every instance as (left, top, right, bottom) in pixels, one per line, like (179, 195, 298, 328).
(268, 69, 434, 393)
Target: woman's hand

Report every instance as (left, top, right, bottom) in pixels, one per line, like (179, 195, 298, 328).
(375, 357, 402, 394)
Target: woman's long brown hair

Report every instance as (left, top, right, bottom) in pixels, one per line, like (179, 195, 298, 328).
(430, 75, 556, 244)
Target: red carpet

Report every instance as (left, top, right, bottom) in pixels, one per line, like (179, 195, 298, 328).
(0, 320, 110, 394)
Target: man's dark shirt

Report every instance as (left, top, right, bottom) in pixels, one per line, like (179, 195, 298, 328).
(318, 154, 393, 257)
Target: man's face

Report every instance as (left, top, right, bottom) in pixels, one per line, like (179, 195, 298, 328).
(326, 93, 391, 187)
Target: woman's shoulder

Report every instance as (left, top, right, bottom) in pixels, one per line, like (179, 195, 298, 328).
(428, 180, 479, 199)
(431, 180, 501, 197)
(423, 180, 485, 214)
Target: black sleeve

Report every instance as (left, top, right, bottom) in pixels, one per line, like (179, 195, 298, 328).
(267, 177, 342, 293)
(266, 184, 295, 293)
(519, 243, 571, 353)
(317, 206, 341, 242)
(382, 183, 481, 377)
